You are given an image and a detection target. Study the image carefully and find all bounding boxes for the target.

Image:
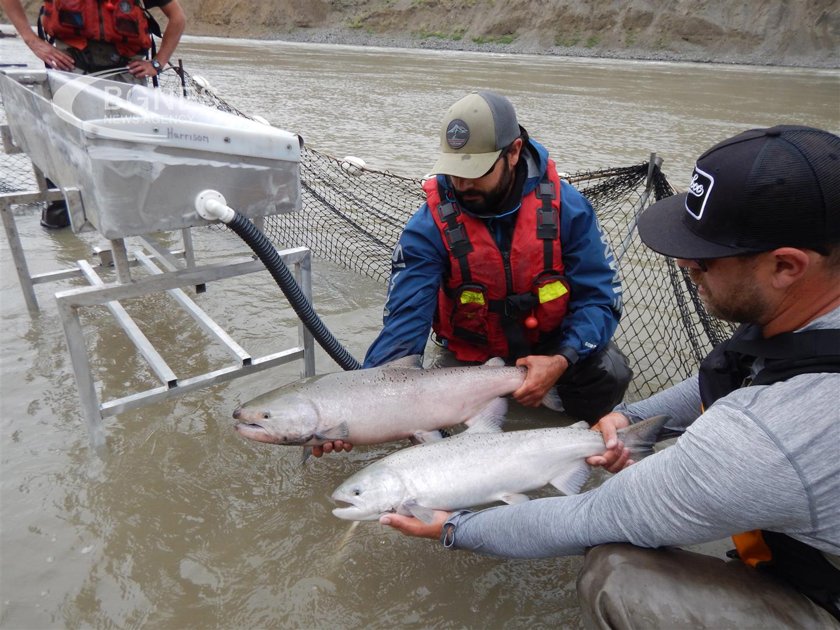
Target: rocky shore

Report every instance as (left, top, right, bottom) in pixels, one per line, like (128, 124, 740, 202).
(252, 25, 823, 68)
(180, 0, 839, 70)
(7, 0, 840, 69)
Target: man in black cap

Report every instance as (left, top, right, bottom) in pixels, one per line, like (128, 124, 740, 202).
(381, 125, 840, 627)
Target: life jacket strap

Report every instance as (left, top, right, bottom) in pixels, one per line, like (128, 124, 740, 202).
(437, 200, 473, 281)
(536, 178, 557, 270)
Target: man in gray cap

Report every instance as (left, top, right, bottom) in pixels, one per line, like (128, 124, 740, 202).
(352, 90, 630, 425)
(381, 125, 840, 627)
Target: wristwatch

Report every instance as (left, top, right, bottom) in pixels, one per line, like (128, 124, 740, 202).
(150, 59, 162, 75)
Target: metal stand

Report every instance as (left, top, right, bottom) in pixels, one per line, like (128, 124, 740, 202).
(55, 245, 316, 449)
(1, 132, 316, 448)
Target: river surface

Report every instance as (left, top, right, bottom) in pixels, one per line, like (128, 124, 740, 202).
(1, 31, 838, 629)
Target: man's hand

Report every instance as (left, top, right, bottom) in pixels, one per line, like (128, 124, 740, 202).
(29, 38, 75, 70)
(311, 441, 353, 457)
(586, 412, 633, 473)
(513, 354, 569, 407)
(380, 510, 451, 539)
(127, 59, 160, 78)
(1, 0, 74, 70)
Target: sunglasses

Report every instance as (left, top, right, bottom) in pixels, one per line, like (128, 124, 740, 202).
(477, 144, 516, 178)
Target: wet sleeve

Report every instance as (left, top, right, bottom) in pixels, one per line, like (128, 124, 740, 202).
(363, 206, 447, 368)
(553, 182, 622, 361)
(442, 406, 809, 558)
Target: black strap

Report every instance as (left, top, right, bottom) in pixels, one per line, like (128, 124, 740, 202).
(487, 292, 538, 360)
(759, 532, 840, 621)
(437, 196, 473, 282)
(535, 178, 557, 270)
(699, 325, 840, 408)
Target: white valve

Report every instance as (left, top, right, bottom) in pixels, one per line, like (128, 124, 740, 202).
(195, 190, 235, 223)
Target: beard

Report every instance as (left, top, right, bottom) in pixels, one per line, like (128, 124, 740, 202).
(688, 268, 771, 324)
(453, 162, 516, 216)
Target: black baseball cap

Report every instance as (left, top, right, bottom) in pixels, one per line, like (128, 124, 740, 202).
(638, 125, 840, 260)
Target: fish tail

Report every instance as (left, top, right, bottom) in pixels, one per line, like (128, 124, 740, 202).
(618, 415, 670, 461)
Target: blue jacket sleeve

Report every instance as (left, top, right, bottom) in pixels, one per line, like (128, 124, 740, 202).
(363, 204, 445, 368)
(554, 181, 622, 361)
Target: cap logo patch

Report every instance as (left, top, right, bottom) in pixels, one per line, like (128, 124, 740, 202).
(685, 166, 714, 220)
(446, 119, 470, 150)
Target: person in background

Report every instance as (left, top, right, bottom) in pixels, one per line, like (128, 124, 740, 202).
(0, 0, 186, 227)
(315, 90, 632, 457)
(381, 125, 840, 628)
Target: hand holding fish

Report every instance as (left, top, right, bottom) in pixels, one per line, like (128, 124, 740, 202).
(512, 354, 569, 407)
(311, 440, 353, 457)
(586, 412, 633, 473)
(379, 511, 451, 540)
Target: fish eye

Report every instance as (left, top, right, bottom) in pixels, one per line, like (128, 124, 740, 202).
(353, 489, 361, 496)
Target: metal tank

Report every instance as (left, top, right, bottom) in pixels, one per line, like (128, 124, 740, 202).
(0, 68, 300, 238)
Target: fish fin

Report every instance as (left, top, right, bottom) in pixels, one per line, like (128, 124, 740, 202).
(315, 422, 350, 441)
(383, 354, 424, 369)
(405, 501, 436, 524)
(541, 389, 565, 412)
(301, 446, 312, 464)
(463, 397, 507, 434)
(500, 493, 530, 505)
(483, 357, 505, 367)
(549, 460, 592, 495)
(568, 420, 590, 430)
(618, 415, 670, 461)
(412, 430, 445, 444)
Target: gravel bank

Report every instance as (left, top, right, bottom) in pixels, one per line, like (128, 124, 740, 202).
(260, 25, 837, 69)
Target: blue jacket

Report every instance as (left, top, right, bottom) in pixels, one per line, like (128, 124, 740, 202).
(363, 138, 622, 368)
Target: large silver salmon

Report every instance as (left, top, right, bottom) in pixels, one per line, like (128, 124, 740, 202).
(331, 415, 669, 522)
(234, 356, 561, 447)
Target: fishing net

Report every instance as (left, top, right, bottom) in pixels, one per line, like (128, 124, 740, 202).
(0, 65, 735, 401)
(259, 146, 736, 400)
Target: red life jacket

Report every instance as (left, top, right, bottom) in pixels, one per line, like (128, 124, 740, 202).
(41, 0, 152, 58)
(427, 160, 570, 362)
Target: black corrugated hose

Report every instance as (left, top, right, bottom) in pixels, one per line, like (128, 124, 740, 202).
(226, 211, 362, 371)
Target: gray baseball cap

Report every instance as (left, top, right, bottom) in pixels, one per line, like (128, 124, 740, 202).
(430, 91, 523, 179)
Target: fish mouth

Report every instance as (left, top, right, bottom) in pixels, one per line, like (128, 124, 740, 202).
(234, 422, 277, 444)
(330, 494, 382, 521)
(331, 504, 381, 521)
(234, 423, 313, 446)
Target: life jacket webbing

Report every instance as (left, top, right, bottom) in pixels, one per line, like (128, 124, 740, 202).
(437, 200, 472, 282)
(536, 179, 557, 270)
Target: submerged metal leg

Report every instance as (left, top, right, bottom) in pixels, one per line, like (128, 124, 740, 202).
(180, 227, 196, 269)
(0, 197, 39, 313)
(56, 297, 106, 450)
(110, 238, 132, 283)
(296, 250, 316, 378)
